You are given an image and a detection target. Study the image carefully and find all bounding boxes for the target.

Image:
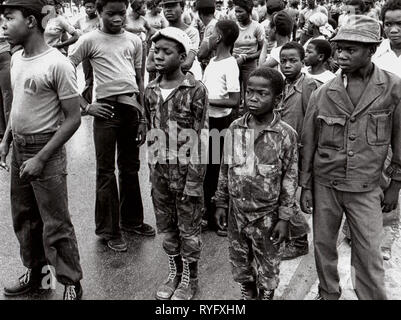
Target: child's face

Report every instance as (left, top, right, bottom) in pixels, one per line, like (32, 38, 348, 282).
(2, 8, 30, 46)
(246, 76, 278, 118)
(304, 43, 320, 67)
(280, 48, 303, 79)
(163, 2, 182, 23)
(208, 26, 222, 50)
(100, 1, 127, 34)
(154, 38, 186, 74)
(384, 9, 401, 48)
(85, 2, 97, 18)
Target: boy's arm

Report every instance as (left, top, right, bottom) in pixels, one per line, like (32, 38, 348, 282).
(69, 34, 90, 67)
(183, 85, 209, 197)
(299, 92, 319, 190)
(213, 128, 231, 209)
(209, 92, 241, 109)
(278, 129, 299, 221)
(20, 96, 81, 180)
(383, 98, 401, 212)
(146, 49, 156, 73)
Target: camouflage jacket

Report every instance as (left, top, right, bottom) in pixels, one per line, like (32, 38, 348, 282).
(144, 73, 209, 196)
(214, 112, 299, 222)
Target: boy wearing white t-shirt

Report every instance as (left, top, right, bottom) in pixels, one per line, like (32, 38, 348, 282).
(202, 20, 241, 235)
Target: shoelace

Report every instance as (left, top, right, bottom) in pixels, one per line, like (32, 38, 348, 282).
(167, 255, 177, 281)
(240, 285, 252, 300)
(262, 290, 274, 300)
(19, 269, 32, 286)
(178, 260, 190, 288)
(64, 286, 77, 300)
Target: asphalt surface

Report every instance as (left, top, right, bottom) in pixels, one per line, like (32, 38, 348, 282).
(0, 65, 399, 300)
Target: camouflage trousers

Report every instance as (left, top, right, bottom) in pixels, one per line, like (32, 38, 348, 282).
(151, 170, 203, 263)
(228, 207, 284, 291)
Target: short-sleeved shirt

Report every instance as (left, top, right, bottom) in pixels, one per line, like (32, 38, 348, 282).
(233, 20, 265, 56)
(373, 39, 401, 79)
(69, 29, 142, 101)
(73, 15, 100, 34)
(302, 67, 336, 84)
(125, 15, 148, 41)
(202, 56, 240, 118)
(44, 15, 77, 53)
(10, 48, 79, 134)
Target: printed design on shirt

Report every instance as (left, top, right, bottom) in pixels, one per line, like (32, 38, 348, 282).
(24, 78, 38, 95)
(123, 48, 133, 60)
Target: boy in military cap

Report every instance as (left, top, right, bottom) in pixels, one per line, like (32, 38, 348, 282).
(300, 15, 401, 300)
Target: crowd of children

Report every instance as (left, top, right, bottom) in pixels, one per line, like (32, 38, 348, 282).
(0, 0, 400, 301)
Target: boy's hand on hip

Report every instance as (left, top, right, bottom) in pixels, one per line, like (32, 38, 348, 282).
(382, 181, 401, 212)
(215, 207, 228, 231)
(271, 220, 288, 245)
(20, 156, 45, 180)
(300, 188, 313, 214)
(87, 102, 115, 119)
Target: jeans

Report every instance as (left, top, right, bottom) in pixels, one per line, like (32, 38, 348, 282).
(0, 52, 12, 137)
(203, 114, 232, 228)
(11, 133, 83, 285)
(93, 100, 144, 240)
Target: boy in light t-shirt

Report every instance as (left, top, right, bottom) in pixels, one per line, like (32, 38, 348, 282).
(202, 20, 241, 235)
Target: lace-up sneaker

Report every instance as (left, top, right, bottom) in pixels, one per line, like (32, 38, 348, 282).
(4, 268, 42, 297)
(63, 283, 83, 300)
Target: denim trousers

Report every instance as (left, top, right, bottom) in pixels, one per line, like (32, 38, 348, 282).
(11, 133, 83, 285)
(93, 100, 144, 240)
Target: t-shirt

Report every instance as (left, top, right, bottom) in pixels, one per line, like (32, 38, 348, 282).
(233, 20, 265, 56)
(269, 45, 283, 65)
(44, 15, 76, 54)
(69, 29, 142, 100)
(73, 15, 100, 34)
(125, 15, 148, 41)
(10, 48, 79, 134)
(302, 67, 336, 84)
(373, 39, 401, 78)
(145, 13, 168, 30)
(160, 87, 174, 101)
(202, 56, 240, 118)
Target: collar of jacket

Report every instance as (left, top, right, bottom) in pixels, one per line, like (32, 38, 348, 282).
(146, 72, 197, 90)
(283, 73, 305, 101)
(326, 64, 385, 116)
(236, 111, 281, 133)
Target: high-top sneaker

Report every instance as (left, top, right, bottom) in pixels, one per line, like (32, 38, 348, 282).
(171, 260, 198, 300)
(155, 255, 182, 300)
(240, 282, 258, 300)
(259, 289, 275, 300)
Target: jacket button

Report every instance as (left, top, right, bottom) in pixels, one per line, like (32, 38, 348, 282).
(348, 151, 354, 157)
(242, 198, 246, 201)
(350, 117, 356, 123)
(333, 180, 338, 186)
(349, 135, 356, 141)
(363, 183, 368, 188)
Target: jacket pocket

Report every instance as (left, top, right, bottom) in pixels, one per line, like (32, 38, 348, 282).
(318, 115, 346, 150)
(366, 110, 392, 146)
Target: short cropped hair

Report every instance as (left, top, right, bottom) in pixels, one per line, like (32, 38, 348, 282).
(249, 67, 285, 96)
(198, 7, 215, 16)
(83, 0, 97, 5)
(309, 39, 332, 62)
(381, 0, 401, 21)
(96, 0, 129, 12)
(280, 41, 305, 60)
(215, 20, 239, 47)
(233, 0, 254, 14)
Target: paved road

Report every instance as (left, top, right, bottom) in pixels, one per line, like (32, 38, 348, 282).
(0, 65, 399, 300)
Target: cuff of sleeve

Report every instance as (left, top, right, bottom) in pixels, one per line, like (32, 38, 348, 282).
(212, 195, 229, 209)
(299, 170, 313, 189)
(385, 163, 401, 182)
(183, 181, 203, 197)
(278, 206, 294, 221)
